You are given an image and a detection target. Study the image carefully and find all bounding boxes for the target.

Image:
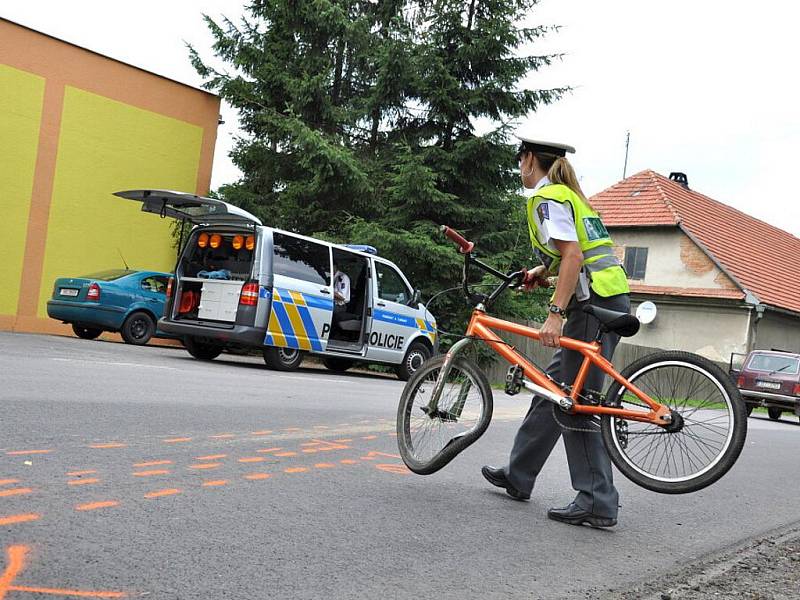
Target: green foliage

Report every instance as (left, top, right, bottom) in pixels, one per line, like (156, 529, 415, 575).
(190, 0, 566, 358)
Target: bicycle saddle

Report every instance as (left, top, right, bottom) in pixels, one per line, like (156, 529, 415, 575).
(582, 305, 640, 337)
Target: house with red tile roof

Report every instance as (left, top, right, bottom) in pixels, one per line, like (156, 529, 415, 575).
(590, 170, 800, 363)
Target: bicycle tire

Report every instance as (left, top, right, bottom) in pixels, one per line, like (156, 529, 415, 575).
(600, 350, 747, 494)
(397, 355, 493, 475)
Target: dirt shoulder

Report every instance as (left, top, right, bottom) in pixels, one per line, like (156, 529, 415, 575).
(607, 521, 800, 600)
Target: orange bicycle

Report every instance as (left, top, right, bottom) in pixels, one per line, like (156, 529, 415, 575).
(396, 226, 747, 494)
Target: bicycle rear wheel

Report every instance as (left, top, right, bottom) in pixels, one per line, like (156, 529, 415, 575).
(397, 355, 492, 475)
(601, 351, 747, 494)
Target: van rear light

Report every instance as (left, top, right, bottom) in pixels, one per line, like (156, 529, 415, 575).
(736, 375, 745, 387)
(166, 277, 174, 299)
(240, 282, 260, 306)
(87, 283, 100, 301)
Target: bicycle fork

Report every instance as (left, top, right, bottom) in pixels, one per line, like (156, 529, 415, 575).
(426, 338, 474, 420)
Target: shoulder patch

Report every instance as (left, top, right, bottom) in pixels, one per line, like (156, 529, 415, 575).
(536, 202, 550, 221)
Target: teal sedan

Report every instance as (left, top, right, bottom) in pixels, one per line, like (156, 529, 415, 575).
(47, 269, 173, 345)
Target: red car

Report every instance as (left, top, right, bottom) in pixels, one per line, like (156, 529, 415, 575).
(735, 350, 800, 422)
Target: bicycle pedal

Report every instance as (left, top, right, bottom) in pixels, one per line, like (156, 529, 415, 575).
(505, 364, 524, 396)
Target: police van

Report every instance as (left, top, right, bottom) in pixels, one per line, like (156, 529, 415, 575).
(114, 190, 437, 380)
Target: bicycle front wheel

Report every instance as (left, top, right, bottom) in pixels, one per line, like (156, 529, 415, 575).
(601, 351, 747, 494)
(397, 355, 492, 475)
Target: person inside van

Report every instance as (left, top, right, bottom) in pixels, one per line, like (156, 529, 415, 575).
(333, 264, 351, 307)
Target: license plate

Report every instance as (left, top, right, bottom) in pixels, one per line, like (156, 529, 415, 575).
(756, 381, 781, 390)
(59, 288, 79, 297)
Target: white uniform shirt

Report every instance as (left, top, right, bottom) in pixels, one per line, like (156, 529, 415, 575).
(333, 271, 351, 306)
(530, 176, 578, 249)
(529, 177, 590, 300)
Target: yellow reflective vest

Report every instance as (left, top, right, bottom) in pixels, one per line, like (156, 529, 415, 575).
(526, 183, 630, 297)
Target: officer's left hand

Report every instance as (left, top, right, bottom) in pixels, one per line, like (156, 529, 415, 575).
(539, 313, 563, 348)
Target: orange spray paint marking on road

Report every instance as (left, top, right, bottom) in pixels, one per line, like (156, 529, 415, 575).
(68, 479, 99, 486)
(132, 470, 170, 477)
(6, 450, 52, 456)
(66, 470, 96, 477)
(209, 434, 235, 439)
(244, 473, 271, 481)
(0, 514, 40, 527)
(360, 451, 402, 461)
(301, 449, 319, 454)
(0, 489, 32, 498)
(163, 437, 192, 444)
(0, 544, 127, 598)
(339, 460, 358, 465)
(133, 460, 172, 468)
(188, 463, 220, 470)
(194, 454, 226, 461)
(75, 501, 119, 512)
(250, 430, 273, 436)
(284, 467, 308, 474)
(282, 427, 302, 432)
(256, 447, 282, 454)
(144, 489, 181, 499)
(0, 480, 20, 487)
(274, 452, 297, 457)
(201, 480, 228, 487)
(237, 457, 264, 463)
(333, 439, 352, 443)
(314, 463, 336, 469)
(361, 435, 378, 440)
(88, 443, 127, 449)
(375, 463, 411, 475)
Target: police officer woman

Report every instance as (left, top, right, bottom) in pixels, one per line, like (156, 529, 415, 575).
(481, 137, 631, 528)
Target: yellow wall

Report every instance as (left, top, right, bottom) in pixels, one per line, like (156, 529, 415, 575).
(0, 65, 44, 316)
(37, 87, 203, 316)
(0, 17, 219, 334)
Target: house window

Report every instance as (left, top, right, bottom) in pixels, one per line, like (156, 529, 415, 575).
(624, 247, 648, 280)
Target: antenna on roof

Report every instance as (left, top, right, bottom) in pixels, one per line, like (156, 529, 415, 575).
(622, 131, 631, 179)
(117, 248, 130, 270)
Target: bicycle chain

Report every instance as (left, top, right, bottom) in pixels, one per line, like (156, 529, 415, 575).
(550, 403, 602, 434)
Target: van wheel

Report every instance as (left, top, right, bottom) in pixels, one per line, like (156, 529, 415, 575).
(322, 358, 354, 373)
(72, 324, 102, 340)
(184, 336, 223, 360)
(396, 342, 431, 381)
(263, 347, 304, 371)
(121, 312, 155, 345)
(768, 407, 782, 421)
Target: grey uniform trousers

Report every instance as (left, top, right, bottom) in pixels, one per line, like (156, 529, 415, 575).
(505, 292, 630, 519)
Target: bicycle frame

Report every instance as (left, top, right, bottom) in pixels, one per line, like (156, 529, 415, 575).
(433, 308, 672, 426)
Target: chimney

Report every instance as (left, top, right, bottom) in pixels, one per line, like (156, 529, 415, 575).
(669, 172, 689, 188)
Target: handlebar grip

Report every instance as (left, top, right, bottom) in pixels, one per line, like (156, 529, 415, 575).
(440, 225, 474, 254)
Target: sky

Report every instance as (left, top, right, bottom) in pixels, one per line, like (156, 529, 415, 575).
(3, 0, 799, 236)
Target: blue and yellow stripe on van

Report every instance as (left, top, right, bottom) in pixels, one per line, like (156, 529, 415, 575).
(373, 308, 437, 343)
(263, 287, 333, 351)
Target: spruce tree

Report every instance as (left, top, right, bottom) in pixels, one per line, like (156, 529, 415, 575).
(190, 0, 567, 347)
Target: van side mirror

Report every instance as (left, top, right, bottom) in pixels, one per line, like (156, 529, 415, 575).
(408, 289, 422, 307)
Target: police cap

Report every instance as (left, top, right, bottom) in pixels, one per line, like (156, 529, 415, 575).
(515, 136, 576, 160)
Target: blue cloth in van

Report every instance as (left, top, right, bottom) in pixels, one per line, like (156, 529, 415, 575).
(198, 269, 231, 280)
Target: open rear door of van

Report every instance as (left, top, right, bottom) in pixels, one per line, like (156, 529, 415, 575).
(113, 189, 262, 226)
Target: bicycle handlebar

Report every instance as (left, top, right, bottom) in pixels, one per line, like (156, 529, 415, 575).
(441, 225, 474, 254)
(440, 224, 531, 309)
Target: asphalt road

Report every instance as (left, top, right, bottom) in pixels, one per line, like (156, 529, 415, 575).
(1, 331, 799, 599)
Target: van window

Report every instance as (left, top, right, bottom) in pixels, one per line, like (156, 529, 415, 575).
(375, 263, 411, 304)
(273, 232, 330, 286)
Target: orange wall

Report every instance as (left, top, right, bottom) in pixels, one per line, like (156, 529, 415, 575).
(0, 18, 220, 335)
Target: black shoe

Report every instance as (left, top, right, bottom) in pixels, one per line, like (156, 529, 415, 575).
(547, 502, 617, 528)
(481, 466, 530, 501)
